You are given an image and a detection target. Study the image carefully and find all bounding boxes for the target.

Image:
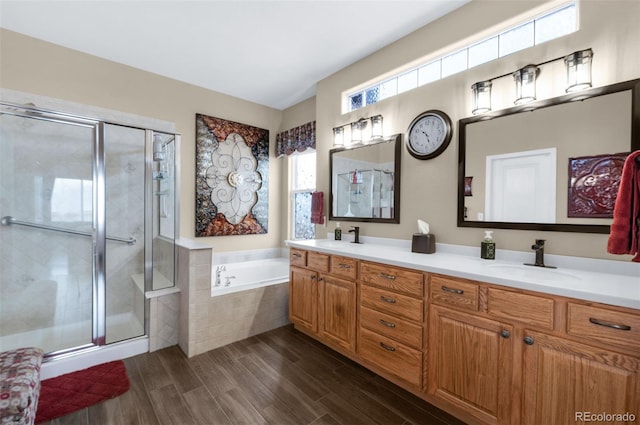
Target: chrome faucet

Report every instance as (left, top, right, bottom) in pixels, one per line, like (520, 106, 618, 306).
(349, 226, 361, 244)
(215, 265, 226, 287)
(525, 239, 556, 269)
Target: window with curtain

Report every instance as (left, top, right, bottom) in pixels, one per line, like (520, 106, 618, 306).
(277, 120, 317, 240)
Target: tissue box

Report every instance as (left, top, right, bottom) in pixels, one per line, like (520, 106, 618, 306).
(412, 234, 436, 254)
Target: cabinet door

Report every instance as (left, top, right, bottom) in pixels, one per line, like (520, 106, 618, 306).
(318, 274, 356, 353)
(289, 266, 318, 333)
(428, 305, 513, 425)
(521, 330, 640, 425)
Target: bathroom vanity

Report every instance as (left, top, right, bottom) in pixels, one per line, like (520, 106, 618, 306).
(286, 239, 640, 425)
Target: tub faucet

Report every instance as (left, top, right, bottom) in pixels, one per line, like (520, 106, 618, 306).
(215, 265, 226, 287)
(525, 239, 556, 268)
(349, 226, 361, 244)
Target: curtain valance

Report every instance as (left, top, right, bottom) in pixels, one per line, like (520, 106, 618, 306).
(276, 120, 315, 157)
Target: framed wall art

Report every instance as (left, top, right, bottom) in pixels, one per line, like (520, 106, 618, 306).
(195, 114, 269, 236)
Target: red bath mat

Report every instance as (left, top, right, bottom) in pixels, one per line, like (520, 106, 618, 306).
(35, 360, 130, 423)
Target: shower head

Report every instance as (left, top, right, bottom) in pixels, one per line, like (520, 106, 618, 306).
(153, 134, 165, 162)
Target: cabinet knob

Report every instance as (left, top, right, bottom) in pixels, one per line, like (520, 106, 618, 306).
(523, 336, 534, 345)
(500, 330, 510, 339)
(318, 277, 324, 282)
(310, 274, 316, 280)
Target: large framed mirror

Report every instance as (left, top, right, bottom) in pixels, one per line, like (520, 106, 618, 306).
(330, 134, 401, 223)
(458, 78, 640, 233)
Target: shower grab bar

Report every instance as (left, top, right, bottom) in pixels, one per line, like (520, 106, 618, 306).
(1, 216, 136, 245)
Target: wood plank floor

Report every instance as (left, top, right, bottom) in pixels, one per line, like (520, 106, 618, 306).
(39, 325, 467, 425)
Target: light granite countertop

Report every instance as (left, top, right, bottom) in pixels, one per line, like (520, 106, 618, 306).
(285, 237, 640, 310)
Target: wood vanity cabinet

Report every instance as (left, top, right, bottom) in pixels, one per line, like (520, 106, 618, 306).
(289, 266, 318, 333)
(428, 273, 640, 425)
(428, 276, 514, 425)
(521, 330, 640, 425)
(358, 261, 425, 389)
(318, 273, 356, 352)
(289, 250, 357, 354)
(289, 248, 640, 425)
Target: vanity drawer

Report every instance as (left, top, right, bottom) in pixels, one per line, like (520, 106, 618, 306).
(430, 275, 479, 312)
(360, 262, 424, 297)
(360, 285, 423, 322)
(330, 255, 358, 280)
(359, 306, 423, 349)
(289, 249, 307, 267)
(567, 303, 640, 352)
(358, 327, 422, 388)
(488, 288, 555, 330)
(308, 251, 329, 272)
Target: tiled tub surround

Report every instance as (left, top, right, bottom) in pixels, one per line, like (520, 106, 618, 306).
(177, 241, 290, 357)
(287, 237, 640, 309)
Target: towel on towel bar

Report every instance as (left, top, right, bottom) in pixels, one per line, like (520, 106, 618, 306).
(310, 191, 325, 225)
(607, 150, 640, 262)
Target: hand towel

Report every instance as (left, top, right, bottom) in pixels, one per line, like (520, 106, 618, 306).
(607, 150, 640, 262)
(310, 191, 325, 225)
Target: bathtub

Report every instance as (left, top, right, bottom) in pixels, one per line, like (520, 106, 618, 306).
(212, 257, 289, 296)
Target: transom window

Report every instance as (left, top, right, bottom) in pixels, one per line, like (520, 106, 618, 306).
(346, 2, 576, 113)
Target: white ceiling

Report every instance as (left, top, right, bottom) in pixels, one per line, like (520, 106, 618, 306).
(0, 0, 469, 110)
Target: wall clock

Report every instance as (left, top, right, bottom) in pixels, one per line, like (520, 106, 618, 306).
(406, 109, 453, 160)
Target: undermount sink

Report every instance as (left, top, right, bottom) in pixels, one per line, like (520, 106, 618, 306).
(486, 264, 581, 282)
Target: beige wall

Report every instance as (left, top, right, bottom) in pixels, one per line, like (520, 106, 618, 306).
(2, 0, 639, 260)
(315, 0, 640, 260)
(0, 29, 284, 252)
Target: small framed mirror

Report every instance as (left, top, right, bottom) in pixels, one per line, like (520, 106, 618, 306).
(458, 78, 640, 233)
(330, 134, 401, 223)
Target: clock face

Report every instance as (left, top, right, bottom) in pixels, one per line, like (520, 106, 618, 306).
(406, 110, 452, 160)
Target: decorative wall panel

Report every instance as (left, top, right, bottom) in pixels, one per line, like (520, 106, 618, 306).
(196, 114, 269, 236)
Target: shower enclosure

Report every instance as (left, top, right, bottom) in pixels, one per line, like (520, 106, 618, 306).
(0, 102, 179, 359)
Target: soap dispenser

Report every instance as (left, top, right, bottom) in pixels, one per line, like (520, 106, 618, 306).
(334, 222, 342, 241)
(481, 231, 496, 260)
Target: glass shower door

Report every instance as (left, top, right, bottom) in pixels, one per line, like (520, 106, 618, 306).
(0, 112, 96, 354)
(104, 124, 145, 344)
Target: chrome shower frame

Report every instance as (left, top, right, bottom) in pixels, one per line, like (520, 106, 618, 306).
(0, 101, 180, 360)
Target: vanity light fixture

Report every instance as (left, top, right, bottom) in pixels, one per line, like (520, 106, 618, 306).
(371, 115, 383, 139)
(471, 81, 492, 115)
(513, 65, 539, 105)
(564, 49, 593, 92)
(350, 120, 363, 144)
(333, 114, 385, 147)
(333, 126, 344, 147)
(469, 48, 593, 115)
